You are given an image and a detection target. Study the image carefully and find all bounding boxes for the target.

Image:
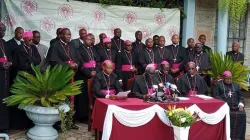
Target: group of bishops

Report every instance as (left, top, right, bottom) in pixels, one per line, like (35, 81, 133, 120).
(0, 21, 247, 139)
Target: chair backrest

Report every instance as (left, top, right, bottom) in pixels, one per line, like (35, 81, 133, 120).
(127, 75, 138, 89)
(88, 78, 93, 107)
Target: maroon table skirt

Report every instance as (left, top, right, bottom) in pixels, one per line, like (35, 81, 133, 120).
(92, 98, 226, 140)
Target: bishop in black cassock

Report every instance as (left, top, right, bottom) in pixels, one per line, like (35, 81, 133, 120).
(131, 64, 159, 99)
(111, 28, 124, 53)
(47, 28, 81, 68)
(198, 35, 212, 53)
(226, 41, 244, 65)
(156, 61, 173, 84)
(71, 28, 87, 50)
(166, 34, 186, 79)
(13, 31, 41, 74)
(7, 27, 24, 86)
(154, 36, 170, 67)
(74, 34, 100, 122)
(50, 28, 62, 46)
(177, 62, 208, 97)
(183, 42, 211, 87)
(116, 40, 137, 90)
(138, 38, 159, 73)
(11, 31, 41, 129)
(213, 71, 246, 140)
(0, 23, 12, 131)
(92, 60, 123, 100)
(94, 33, 106, 52)
(185, 38, 195, 56)
(97, 37, 117, 70)
(132, 31, 145, 74)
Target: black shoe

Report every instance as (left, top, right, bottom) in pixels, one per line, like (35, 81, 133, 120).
(71, 124, 79, 130)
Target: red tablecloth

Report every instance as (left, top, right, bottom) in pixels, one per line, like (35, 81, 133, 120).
(92, 98, 226, 140)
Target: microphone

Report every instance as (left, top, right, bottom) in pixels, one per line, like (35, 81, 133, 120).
(153, 85, 159, 102)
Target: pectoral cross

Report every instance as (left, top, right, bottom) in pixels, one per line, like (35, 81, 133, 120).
(173, 59, 176, 63)
(196, 65, 200, 71)
(130, 65, 133, 70)
(107, 90, 110, 95)
(228, 90, 232, 98)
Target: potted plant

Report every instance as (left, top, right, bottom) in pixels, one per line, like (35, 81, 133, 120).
(205, 51, 250, 91)
(165, 105, 197, 140)
(3, 64, 83, 140)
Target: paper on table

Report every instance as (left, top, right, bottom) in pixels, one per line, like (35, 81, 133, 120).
(178, 97, 190, 100)
(195, 95, 213, 100)
(117, 90, 130, 96)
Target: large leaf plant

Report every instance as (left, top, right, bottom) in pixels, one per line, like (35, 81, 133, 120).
(3, 64, 83, 133)
(3, 64, 83, 109)
(205, 51, 250, 90)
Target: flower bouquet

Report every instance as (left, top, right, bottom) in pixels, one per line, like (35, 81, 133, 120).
(166, 105, 198, 140)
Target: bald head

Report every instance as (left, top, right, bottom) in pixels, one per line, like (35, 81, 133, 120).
(187, 62, 196, 76)
(99, 33, 107, 43)
(146, 38, 153, 48)
(14, 27, 24, 41)
(171, 34, 179, 44)
(187, 38, 195, 48)
(135, 31, 142, 41)
(159, 36, 165, 47)
(232, 41, 240, 52)
(103, 61, 113, 75)
(114, 28, 121, 38)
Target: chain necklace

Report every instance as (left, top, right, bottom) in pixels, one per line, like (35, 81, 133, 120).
(171, 45, 179, 62)
(60, 42, 72, 60)
(102, 71, 111, 94)
(222, 81, 235, 98)
(145, 49, 154, 63)
(83, 46, 94, 61)
(112, 38, 121, 52)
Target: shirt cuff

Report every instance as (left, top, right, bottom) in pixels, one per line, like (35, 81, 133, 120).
(105, 95, 110, 99)
(239, 102, 244, 107)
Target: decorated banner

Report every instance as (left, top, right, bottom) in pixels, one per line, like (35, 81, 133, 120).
(1, 0, 180, 47)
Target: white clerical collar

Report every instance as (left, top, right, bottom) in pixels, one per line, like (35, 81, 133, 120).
(125, 50, 130, 54)
(146, 48, 152, 52)
(35, 44, 39, 48)
(60, 39, 67, 45)
(79, 38, 84, 44)
(24, 43, 30, 48)
(14, 38, 21, 45)
(159, 46, 164, 49)
(173, 44, 179, 47)
(196, 52, 203, 56)
(103, 71, 110, 77)
(106, 48, 110, 51)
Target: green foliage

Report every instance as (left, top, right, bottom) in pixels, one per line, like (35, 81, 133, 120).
(3, 64, 83, 109)
(58, 100, 75, 135)
(204, 51, 250, 90)
(218, 0, 247, 30)
(166, 105, 197, 128)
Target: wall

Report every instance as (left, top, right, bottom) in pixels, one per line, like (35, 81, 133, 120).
(244, 6, 250, 66)
(194, 0, 217, 50)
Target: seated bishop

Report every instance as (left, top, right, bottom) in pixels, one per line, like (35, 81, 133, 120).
(131, 63, 160, 99)
(92, 60, 123, 99)
(176, 62, 208, 97)
(213, 71, 246, 140)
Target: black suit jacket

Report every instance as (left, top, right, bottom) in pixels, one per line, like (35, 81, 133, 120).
(226, 51, 244, 64)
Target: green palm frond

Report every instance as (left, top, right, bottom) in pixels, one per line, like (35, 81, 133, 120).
(204, 51, 250, 90)
(4, 64, 83, 109)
